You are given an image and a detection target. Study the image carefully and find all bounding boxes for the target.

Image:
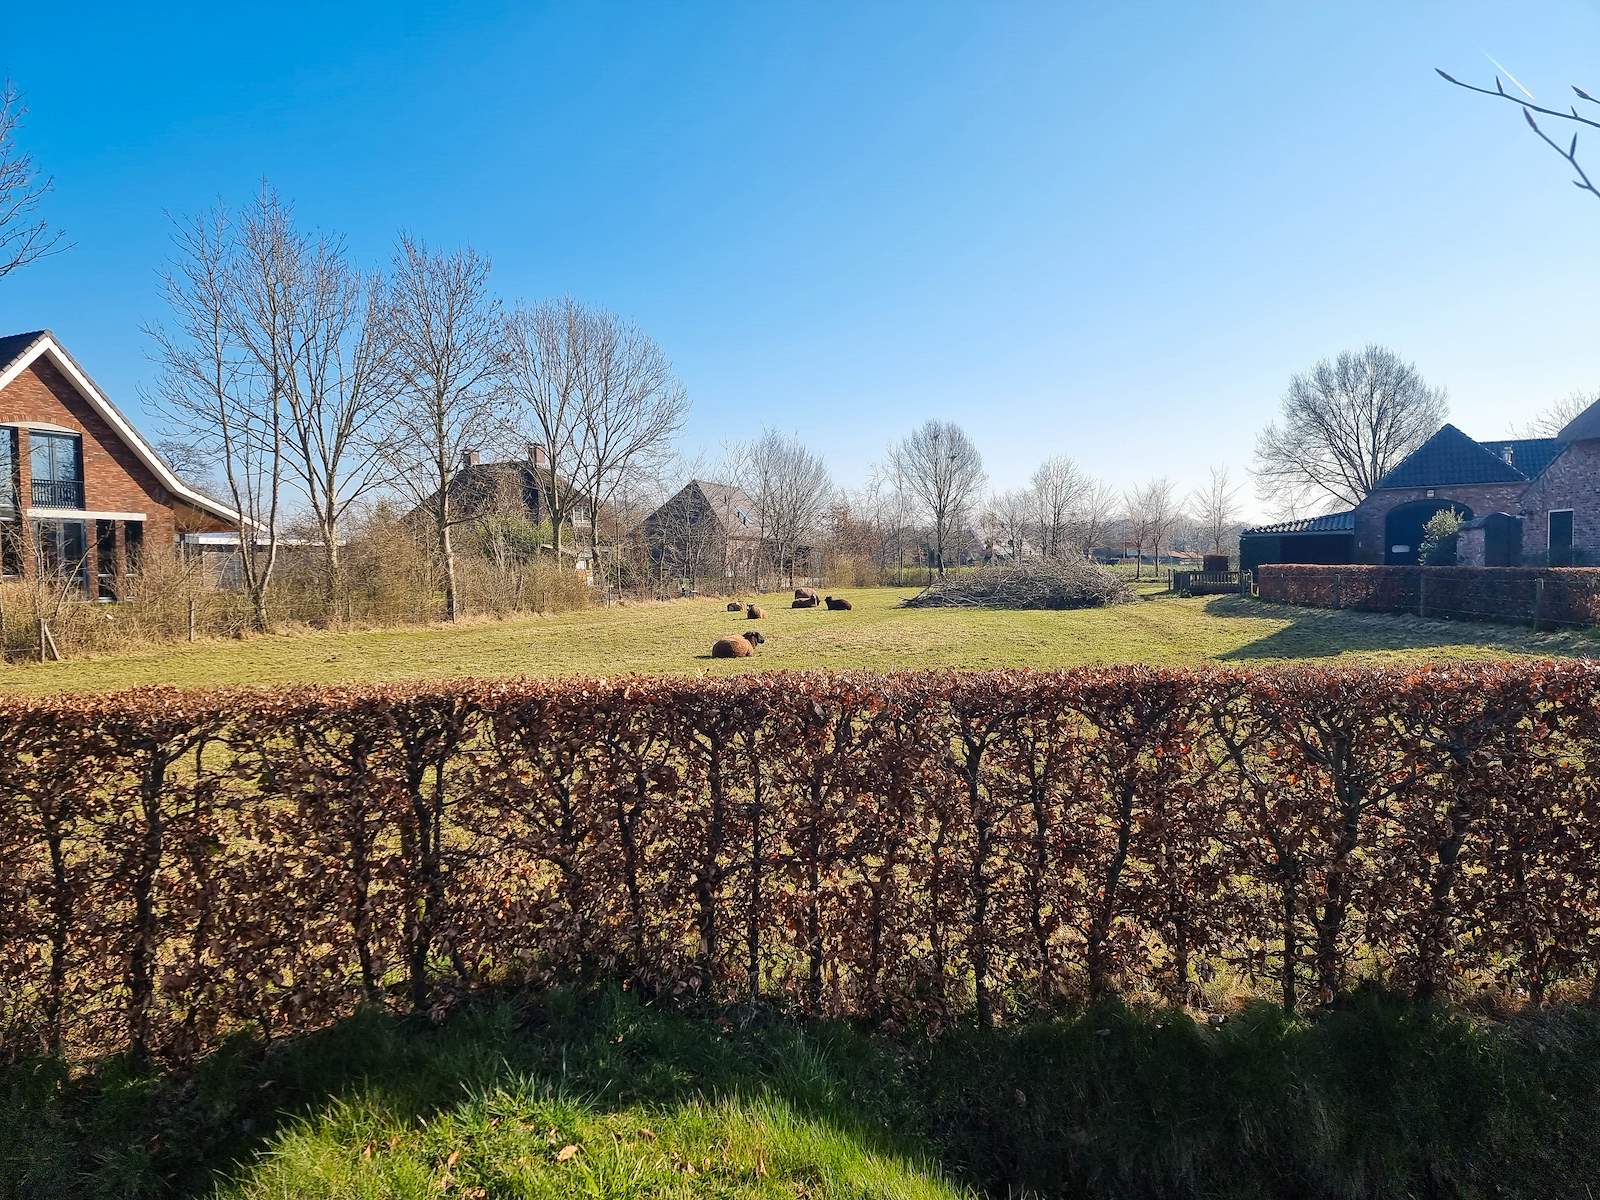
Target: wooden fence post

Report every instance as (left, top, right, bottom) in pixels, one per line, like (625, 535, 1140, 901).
(1533, 578, 1545, 631)
(36, 617, 46, 663)
(1333, 570, 1343, 609)
(188, 598, 197, 643)
(1418, 570, 1427, 619)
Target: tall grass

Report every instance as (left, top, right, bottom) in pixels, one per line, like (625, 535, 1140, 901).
(8, 986, 1599, 1200)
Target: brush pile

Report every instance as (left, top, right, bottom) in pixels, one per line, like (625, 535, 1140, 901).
(903, 562, 1134, 610)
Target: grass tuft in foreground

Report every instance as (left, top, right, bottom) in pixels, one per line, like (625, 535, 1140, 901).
(7, 987, 1600, 1199)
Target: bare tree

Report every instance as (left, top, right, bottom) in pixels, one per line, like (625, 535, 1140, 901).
(570, 310, 688, 597)
(890, 420, 985, 577)
(981, 488, 1032, 562)
(1189, 465, 1242, 557)
(378, 234, 506, 622)
(148, 198, 284, 633)
(505, 298, 587, 560)
(1253, 344, 1447, 513)
(732, 430, 832, 586)
(1122, 487, 1152, 579)
(0, 79, 66, 281)
(1124, 477, 1179, 579)
(1074, 478, 1119, 559)
(273, 228, 393, 617)
(1028, 455, 1087, 560)
(1512, 390, 1597, 438)
(1438, 67, 1600, 204)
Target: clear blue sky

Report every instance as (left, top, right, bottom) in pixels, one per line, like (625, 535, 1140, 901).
(1, 1, 1597, 518)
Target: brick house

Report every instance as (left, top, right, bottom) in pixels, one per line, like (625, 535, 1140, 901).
(1241, 402, 1600, 570)
(409, 446, 602, 573)
(0, 330, 239, 599)
(637, 480, 765, 590)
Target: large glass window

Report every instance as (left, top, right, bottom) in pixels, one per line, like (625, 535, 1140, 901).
(0, 521, 21, 578)
(0, 428, 16, 514)
(29, 431, 84, 508)
(33, 518, 88, 593)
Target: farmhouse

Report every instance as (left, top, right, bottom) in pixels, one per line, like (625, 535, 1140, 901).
(410, 447, 602, 572)
(0, 330, 239, 599)
(1241, 404, 1600, 571)
(638, 479, 764, 589)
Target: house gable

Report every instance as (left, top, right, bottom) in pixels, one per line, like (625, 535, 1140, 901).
(0, 330, 239, 527)
(1375, 423, 1532, 490)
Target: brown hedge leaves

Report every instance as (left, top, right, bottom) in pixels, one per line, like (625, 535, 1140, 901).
(3, 662, 1599, 1065)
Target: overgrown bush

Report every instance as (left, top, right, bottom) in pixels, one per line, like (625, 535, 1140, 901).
(1419, 508, 1463, 565)
(3, 662, 1598, 1068)
(904, 561, 1134, 608)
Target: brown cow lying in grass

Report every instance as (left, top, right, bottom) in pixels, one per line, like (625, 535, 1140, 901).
(792, 595, 819, 608)
(711, 630, 765, 658)
(794, 587, 818, 601)
(726, 601, 744, 612)
(824, 595, 853, 610)
(746, 605, 765, 619)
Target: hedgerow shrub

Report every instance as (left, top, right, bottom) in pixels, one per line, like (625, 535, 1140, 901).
(3, 662, 1598, 1067)
(1257, 563, 1600, 627)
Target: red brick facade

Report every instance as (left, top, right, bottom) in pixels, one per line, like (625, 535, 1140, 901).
(1351, 481, 1529, 563)
(0, 339, 235, 598)
(1516, 442, 1600, 561)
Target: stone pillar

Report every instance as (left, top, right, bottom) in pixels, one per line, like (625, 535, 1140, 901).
(1457, 525, 1487, 568)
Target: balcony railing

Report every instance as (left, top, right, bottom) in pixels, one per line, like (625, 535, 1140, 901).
(32, 478, 84, 508)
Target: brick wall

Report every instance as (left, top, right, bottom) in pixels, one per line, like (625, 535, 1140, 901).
(0, 358, 231, 587)
(1352, 482, 1527, 563)
(1516, 441, 1600, 561)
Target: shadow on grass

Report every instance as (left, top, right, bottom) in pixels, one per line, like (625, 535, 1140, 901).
(6, 986, 1600, 1200)
(1203, 594, 1598, 662)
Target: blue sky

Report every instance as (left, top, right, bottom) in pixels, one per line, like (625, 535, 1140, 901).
(1, 1, 1597, 518)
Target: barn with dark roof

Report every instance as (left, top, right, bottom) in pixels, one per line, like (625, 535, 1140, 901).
(1240, 404, 1600, 571)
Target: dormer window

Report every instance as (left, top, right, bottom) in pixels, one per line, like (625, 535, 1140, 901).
(29, 430, 83, 508)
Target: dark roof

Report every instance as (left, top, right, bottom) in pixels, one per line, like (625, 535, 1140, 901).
(1375, 424, 1535, 489)
(1241, 510, 1355, 537)
(1557, 396, 1600, 443)
(1472, 437, 1565, 481)
(692, 479, 757, 531)
(0, 330, 49, 372)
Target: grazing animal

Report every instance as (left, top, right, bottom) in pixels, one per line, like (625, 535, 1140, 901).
(726, 602, 744, 612)
(794, 587, 818, 601)
(746, 605, 765, 619)
(824, 595, 853, 611)
(711, 630, 765, 658)
(792, 596, 819, 608)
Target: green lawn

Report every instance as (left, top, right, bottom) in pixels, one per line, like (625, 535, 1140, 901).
(2, 587, 1593, 695)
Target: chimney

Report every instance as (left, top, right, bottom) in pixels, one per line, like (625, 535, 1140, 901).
(1502, 445, 1515, 466)
(529, 444, 550, 469)
(463, 450, 481, 468)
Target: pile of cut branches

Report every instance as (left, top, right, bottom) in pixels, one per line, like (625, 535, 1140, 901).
(903, 562, 1134, 610)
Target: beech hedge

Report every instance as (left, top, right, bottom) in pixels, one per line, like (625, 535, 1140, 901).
(1256, 564, 1600, 628)
(4, 663, 1600, 1066)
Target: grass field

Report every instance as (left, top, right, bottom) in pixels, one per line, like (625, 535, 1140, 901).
(2, 586, 1593, 695)
(11, 987, 1600, 1200)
